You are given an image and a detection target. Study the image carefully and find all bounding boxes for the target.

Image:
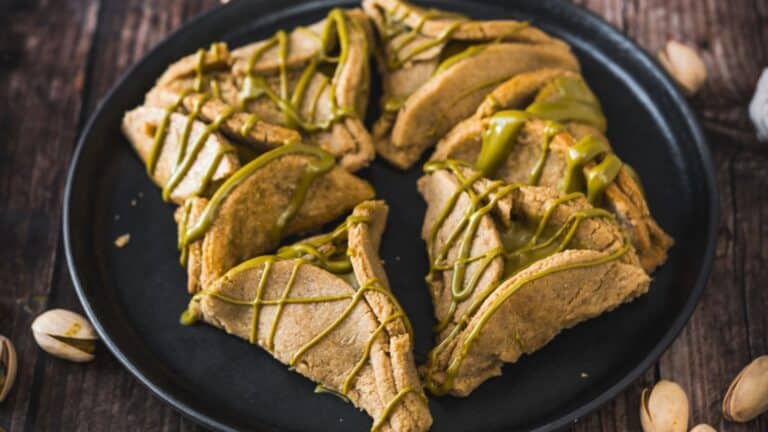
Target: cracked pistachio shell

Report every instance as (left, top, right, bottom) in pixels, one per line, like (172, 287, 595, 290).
(657, 40, 707, 95)
(640, 380, 689, 432)
(31, 309, 97, 363)
(723, 355, 768, 422)
(689, 425, 716, 432)
(0, 335, 17, 402)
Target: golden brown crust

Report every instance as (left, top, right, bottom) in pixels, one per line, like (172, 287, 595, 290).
(419, 167, 650, 396)
(121, 106, 240, 204)
(432, 79, 674, 272)
(192, 201, 431, 431)
(364, 0, 579, 169)
(183, 155, 373, 293)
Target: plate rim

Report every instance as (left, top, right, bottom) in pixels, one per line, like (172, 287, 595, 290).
(63, 1, 720, 431)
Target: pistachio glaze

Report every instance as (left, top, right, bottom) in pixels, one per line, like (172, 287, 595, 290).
(238, 9, 359, 132)
(145, 42, 240, 202)
(146, 9, 362, 203)
(421, 160, 630, 394)
(378, 5, 527, 113)
(179, 142, 336, 254)
(381, 6, 466, 70)
(182, 212, 418, 431)
(474, 75, 622, 205)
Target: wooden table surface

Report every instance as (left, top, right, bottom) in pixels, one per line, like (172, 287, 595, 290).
(1, 0, 766, 431)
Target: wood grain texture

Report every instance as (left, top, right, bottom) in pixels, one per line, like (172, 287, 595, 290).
(0, 0, 766, 431)
(0, 0, 100, 430)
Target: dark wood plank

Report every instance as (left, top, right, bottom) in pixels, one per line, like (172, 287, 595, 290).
(0, 0, 100, 430)
(24, 1, 217, 431)
(729, 149, 768, 431)
(614, 1, 768, 431)
(572, 0, 768, 431)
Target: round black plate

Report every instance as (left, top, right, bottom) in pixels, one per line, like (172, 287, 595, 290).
(64, 1, 718, 431)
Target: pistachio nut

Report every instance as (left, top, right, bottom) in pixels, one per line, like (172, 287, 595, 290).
(640, 380, 689, 432)
(31, 309, 97, 362)
(689, 424, 716, 432)
(0, 335, 17, 402)
(657, 40, 707, 95)
(749, 68, 768, 142)
(723, 355, 768, 422)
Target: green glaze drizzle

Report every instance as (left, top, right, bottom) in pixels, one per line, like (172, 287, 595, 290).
(146, 9, 364, 205)
(371, 387, 427, 432)
(378, 6, 526, 114)
(237, 9, 356, 132)
(341, 311, 405, 393)
(177, 199, 194, 267)
(432, 22, 529, 76)
(288, 278, 412, 366)
(526, 75, 606, 132)
(275, 214, 371, 274)
(421, 160, 629, 393)
(162, 105, 237, 201)
(180, 143, 335, 251)
(314, 385, 351, 403)
(527, 121, 563, 185)
(182, 212, 417, 431)
(426, 237, 630, 395)
(585, 153, 622, 204)
(433, 44, 486, 75)
(475, 110, 529, 176)
(382, 94, 408, 113)
(145, 42, 239, 203)
(561, 135, 622, 205)
(379, 6, 467, 70)
(474, 75, 624, 204)
(193, 43, 227, 93)
(176, 94, 210, 168)
(193, 48, 206, 92)
(239, 113, 260, 137)
(267, 259, 303, 350)
(145, 89, 193, 176)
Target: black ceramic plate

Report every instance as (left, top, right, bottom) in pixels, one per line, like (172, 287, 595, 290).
(64, 1, 718, 431)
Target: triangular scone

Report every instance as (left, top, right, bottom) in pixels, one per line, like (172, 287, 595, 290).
(417, 162, 650, 396)
(184, 201, 432, 432)
(122, 105, 241, 204)
(176, 143, 374, 293)
(146, 9, 374, 171)
(432, 70, 673, 271)
(362, 0, 580, 169)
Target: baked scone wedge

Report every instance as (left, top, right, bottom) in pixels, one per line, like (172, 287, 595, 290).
(432, 70, 673, 271)
(362, 0, 580, 169)
(146, 9, 375, 171)
(176, 143, 374, 293)
(122, 104, 242, 204)
(184, 201, 432, 432)
(418, 161, 650, 396)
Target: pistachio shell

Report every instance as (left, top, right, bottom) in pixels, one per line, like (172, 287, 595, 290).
(640, 380, 689, 432)
(657, 40, 707, 95)
(31, 309, 97, 339)
(723, 355, 768, 422)
(749, 68, 768, 142)
(31, 309, 97, 363)
(0, 335, 17, 402)
(689, 424, 717, 432)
